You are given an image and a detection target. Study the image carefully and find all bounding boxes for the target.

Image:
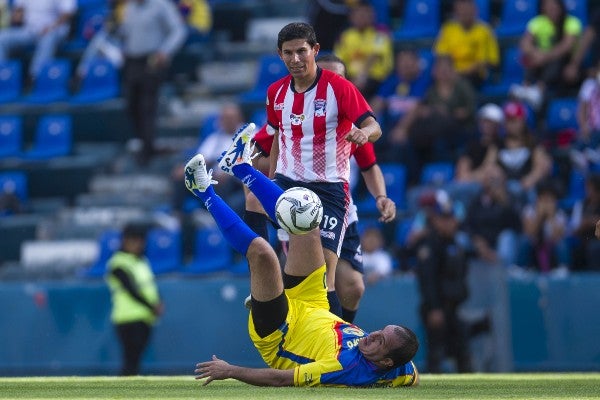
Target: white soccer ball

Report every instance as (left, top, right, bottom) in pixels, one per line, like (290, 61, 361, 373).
(275, 187, 323, 235)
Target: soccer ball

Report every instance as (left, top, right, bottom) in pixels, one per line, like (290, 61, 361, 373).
(275, 187, 323, 235)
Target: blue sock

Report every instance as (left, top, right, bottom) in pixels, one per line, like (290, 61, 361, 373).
(192, 186, 258, 255)
(232, 163, 282, 223)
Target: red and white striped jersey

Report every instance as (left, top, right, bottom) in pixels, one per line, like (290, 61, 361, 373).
(266, 68, 375, 183)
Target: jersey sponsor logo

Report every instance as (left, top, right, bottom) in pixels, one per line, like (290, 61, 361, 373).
(314, 99, 326, 117)
(342, 326, 364, 336)
(274, 102, 284, 111)
(290, 113, 305, 125)
(320, 230, 336, 240)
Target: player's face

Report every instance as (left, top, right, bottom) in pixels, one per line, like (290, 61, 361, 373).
(279, 39, 319, 81)
(358, 325, 403, 365)
(316, 61, 345, 78)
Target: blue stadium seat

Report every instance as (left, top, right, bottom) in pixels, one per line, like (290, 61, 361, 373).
(546, 97, 578, 133)
(146, 228, 182, 274)
(371, 0, 391, 27)
(495, 0, 538, 38)
(71, 58, 119, 104)
(355, 163, 407, 217)
(239, 54, 288, 103)
(475, 0, 490, 22)
(0, 171, 27, 203)
(64, 3, 109, 51)
(81, 229, 121, 278)
(393, 0, 441, 41)
(420, 162, 455, 185)
(22, 59, 71, 104)
(0, 60, 22, 103)
(184, 226, 232, 274)
(250, 108, 267, 127)
(22, 114, 72, 160)
(0, 115, 22, 159)
(198, 112, 219, 140)
(480, 47, 523, 97)
(559, 169, 586, 211)
(565, 0, 587, 25)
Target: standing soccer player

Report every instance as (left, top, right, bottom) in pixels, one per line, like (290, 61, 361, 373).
(254, 22, 382, 317)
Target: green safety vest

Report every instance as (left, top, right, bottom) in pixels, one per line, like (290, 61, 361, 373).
(105, 251, 160, 325)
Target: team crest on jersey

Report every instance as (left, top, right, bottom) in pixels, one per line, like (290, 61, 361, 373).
(274, 102, 284, 111)
(290, 113, 305, 125)
(314, 99, 326, 117)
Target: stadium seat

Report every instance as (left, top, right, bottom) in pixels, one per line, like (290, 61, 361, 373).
(64, 3, 109, 51)
(546, 97, 578, 133)
(495, 0, 538, 38)
(0, 115, 22, 159)
(22, 59, 71, 104)
(199, 112, 219, 140)
(146, 228, 182, 274)
(184, 226, 232, 274)
(238, 54, 288, 103)
(71, 58, 120, 104)
(420, 162, 455, 186)
(565, 0, 587, 25)
(559, 169, 586, 211)
(21, 114, 72, 160)
(0, 171, 27, 203)
(250, 108, 267, 127)
(475, 0, 490, 22)
(393, 0, 441, 41)
(0, 60, 22, 103)
(371, 0, 391, 27)
(480, 47, 523, 97)
(356, 163, 407, 217)
(80, 229, 121, 278)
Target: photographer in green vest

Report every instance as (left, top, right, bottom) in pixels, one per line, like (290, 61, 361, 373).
(106, 222, 163, 376)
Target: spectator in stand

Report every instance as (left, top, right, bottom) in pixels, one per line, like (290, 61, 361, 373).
(569, 173, 600, 271)
(370, 48, 430, 161)
(433, 0, 499, 89)
(0, 0, 77, 86)
(570, 59, 600, 172)
(306, 0, 353, 52)
(484, 101, 553, 206)
(361, 225, 394, 285)
(120, 0, 186, 165)
(564, 9, 600, 85)
(72, 0, 125, 91)
(174, 0, 212, 43)
(333, 1, 393, 100)
(0, 0, 9, 29)
(463, 164, 521, 267)
(414, 189, 472, 373)
(390, 55, 477, 185)
(172, 102, 247, 214)
(450, 103, 504, 207)
(510, 0, 582, 110)
(518, 178, 571, 274)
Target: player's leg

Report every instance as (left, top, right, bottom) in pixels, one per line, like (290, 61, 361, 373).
(335, 220, 365, 323)
(184, 154, 283, 305)
(217, 123, 326, 279)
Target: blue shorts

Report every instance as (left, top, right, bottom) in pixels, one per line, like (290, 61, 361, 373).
(339, 221, 364, 273)
(274, 174, 348, 256)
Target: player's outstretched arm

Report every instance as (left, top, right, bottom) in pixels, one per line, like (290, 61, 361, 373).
(195, 355, 294, 387)
(360, 163, 396, 223)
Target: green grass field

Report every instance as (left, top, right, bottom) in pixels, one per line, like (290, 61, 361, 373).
(0, 374, 599, 400)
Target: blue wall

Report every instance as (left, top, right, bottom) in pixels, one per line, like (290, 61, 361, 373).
(0, 271, 599, 376)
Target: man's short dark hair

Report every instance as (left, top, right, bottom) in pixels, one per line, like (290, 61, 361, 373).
(316, 53, 344, 65)
(386, 326, 419, 368)
(277, 22, 317, 50)
(122, 222, 150, 239)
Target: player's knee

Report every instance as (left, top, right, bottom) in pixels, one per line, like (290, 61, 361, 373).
(247, 238, 278, 270)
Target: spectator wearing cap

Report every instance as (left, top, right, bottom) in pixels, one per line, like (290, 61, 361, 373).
(518, 178, 571, 274)
(105, 222, 164, 376)
(482, 101, 553, 206)
(444, 103, 505, 209)
(414, 189, 472, 373)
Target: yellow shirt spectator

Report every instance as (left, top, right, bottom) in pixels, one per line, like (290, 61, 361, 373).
(335, 26, 393, 82)
(434, 19, 499, 79)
